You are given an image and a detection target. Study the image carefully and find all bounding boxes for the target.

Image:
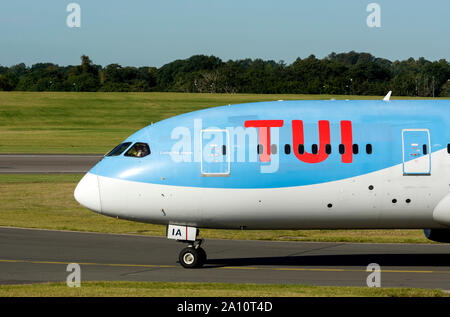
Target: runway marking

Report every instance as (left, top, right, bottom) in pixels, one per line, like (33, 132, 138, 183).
(1, 259, 449, 275)
(0, 259, 176, 269)
(274, 267, 435, 274)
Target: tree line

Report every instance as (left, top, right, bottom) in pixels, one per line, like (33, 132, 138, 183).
(1, 52, 449, 97)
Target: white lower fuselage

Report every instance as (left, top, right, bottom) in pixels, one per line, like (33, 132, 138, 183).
(92, 149, 449, 230)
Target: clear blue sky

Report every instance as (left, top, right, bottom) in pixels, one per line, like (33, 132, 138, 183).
(0, 0, 449, 67)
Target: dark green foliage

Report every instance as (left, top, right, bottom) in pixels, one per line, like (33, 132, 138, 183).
(156, 55, 223, 92)
(99, 64, 157, 92)
(0, 73, 18, 91)
(1, 52, 449, 96)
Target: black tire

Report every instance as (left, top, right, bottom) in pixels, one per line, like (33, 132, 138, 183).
(179, 247, 205, 268)
(197, 247, 207, 263)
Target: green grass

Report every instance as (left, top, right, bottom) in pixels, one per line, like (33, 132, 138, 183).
(1, 91, 447, 154)
(0, 281, 447, 297)
(0, 174, 431, 243)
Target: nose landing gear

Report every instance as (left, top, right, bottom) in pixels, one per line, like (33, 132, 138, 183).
(167, 224, 207, 268)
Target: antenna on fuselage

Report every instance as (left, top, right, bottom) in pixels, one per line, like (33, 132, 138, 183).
(383, 91, 392, 101)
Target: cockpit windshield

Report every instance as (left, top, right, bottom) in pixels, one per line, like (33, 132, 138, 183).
(124, 142, 151, 158)
(105, 142, 132, 157)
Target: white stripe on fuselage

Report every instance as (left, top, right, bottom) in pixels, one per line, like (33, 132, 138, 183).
(95, 149, 449, 230)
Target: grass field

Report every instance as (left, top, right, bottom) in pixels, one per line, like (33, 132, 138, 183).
(0, 281, 448, 297)
(0, 174, 431, 243)
(0, 91, 447, 154)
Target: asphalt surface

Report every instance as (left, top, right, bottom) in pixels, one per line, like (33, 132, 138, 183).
(1, 227, 450, 289)
(0, 154, 102, 173)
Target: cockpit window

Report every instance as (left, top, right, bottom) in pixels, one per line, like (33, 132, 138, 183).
(105, 142, 132, 157)
(124, 142, 151, 158)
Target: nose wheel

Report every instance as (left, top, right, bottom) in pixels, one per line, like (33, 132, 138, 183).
(179, 246, 207, 268)
(167, 224, 207, 268)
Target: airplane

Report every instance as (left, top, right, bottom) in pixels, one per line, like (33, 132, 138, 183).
(74, 93, 450, 268)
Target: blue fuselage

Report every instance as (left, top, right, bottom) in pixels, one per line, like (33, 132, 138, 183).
(91, 100, 450, 189)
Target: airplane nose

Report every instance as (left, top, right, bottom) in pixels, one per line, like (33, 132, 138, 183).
(74, 173, 102, 213)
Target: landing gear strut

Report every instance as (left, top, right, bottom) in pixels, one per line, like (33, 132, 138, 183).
(167, 224, 207, 268)
(179, 239, 207, 268)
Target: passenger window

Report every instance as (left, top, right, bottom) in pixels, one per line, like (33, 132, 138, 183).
(353, 144, 359, 155)
(257, 144, 264, 154)
(311, 144, 318, 154)
(124, 142, 151, 158)
(423, 144, 428, 155)
(325, 144, 332, 155)
(222, 145, 227, 155)
(106, 142, 132, 157)
(366, 144, 373, 155)
(284, 144, 291, 155)
(271, 144, 278, 155)
(339, 144, 345, 155)
(298, 144, 305, 155)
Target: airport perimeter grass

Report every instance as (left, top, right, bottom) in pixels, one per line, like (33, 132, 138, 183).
(0, 281, 448, 297)
(0, 92, 447, 154)
(0, 174, 431, 243)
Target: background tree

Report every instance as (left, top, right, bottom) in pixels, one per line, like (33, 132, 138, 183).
(0, 52, 448, 96)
